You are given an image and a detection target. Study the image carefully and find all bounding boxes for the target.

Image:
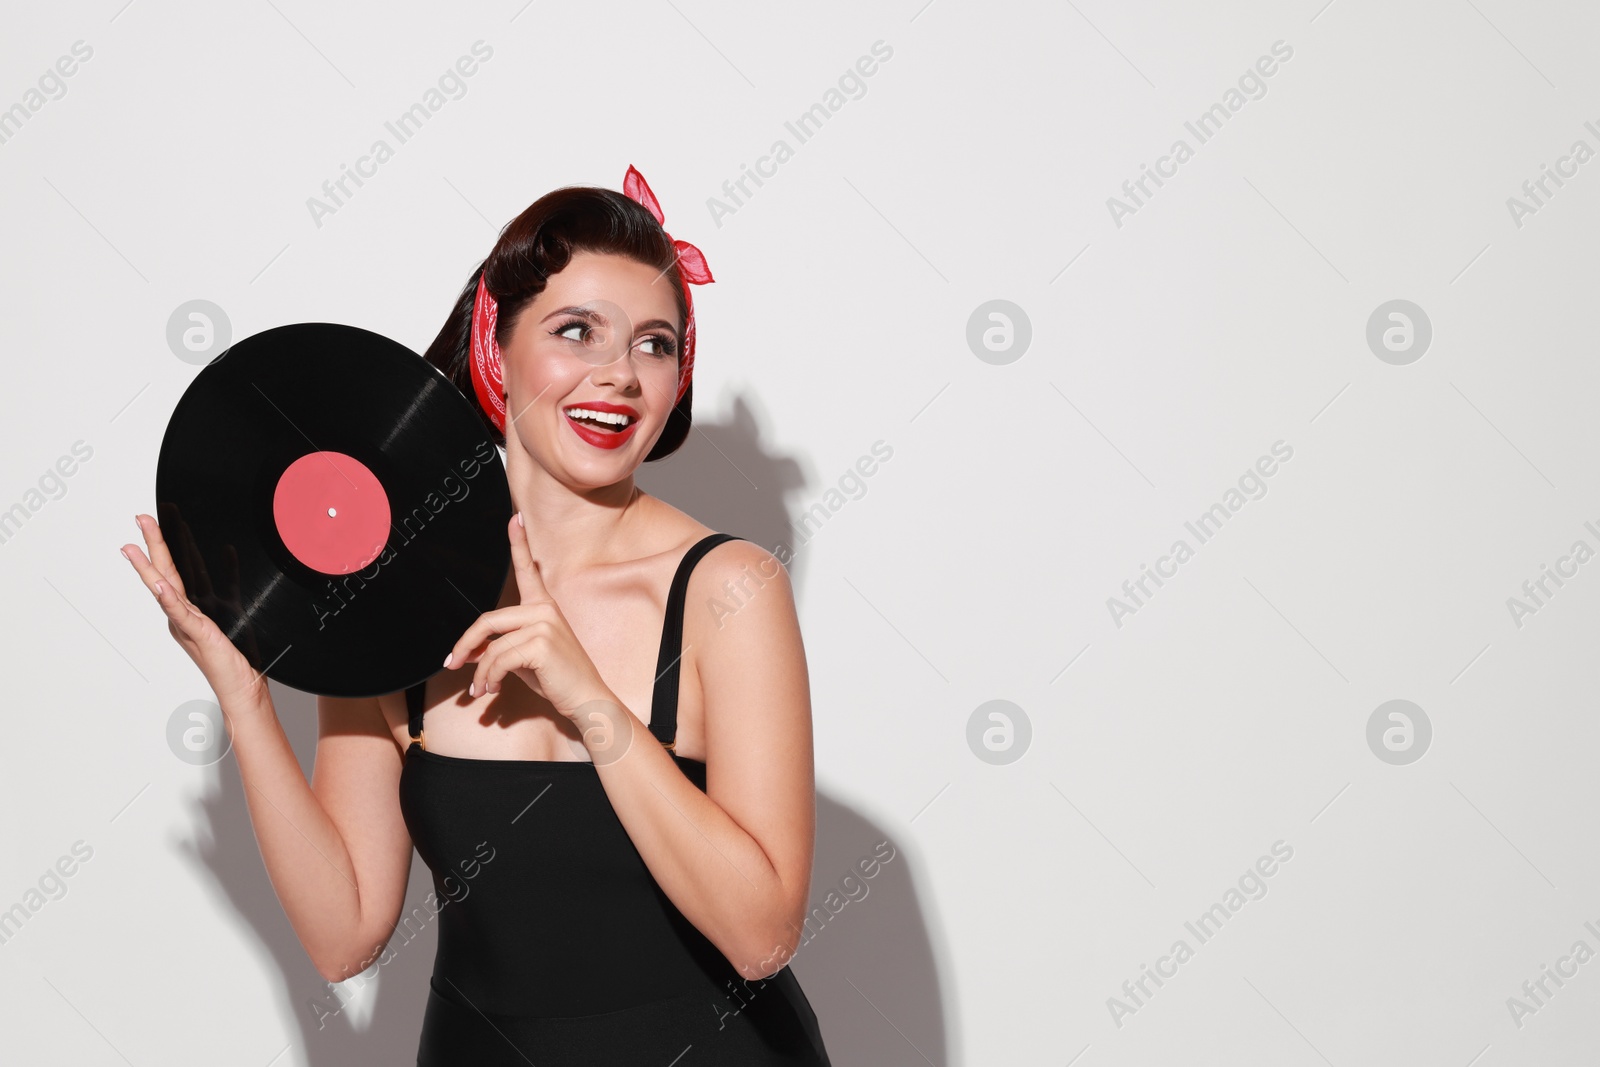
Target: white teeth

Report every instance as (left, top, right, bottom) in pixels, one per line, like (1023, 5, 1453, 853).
(565, 407, 634, 426)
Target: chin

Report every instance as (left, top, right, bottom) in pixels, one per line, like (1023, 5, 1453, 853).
(558, 443, 646, 481)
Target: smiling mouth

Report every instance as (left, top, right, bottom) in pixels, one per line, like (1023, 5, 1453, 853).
(563, 406, 637, 433)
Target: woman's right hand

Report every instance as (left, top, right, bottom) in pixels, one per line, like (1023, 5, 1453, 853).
(122, 509, 268, 708)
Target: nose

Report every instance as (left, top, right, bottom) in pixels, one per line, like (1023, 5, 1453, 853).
(586, 343, 641, 392)
(572, 299, 642, 392)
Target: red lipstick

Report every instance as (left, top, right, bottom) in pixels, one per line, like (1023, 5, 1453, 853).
(563, 401, 640, 451)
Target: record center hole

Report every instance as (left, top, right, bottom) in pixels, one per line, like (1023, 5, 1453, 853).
(328, 507, 337, 518)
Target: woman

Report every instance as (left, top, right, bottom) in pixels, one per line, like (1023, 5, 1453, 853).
(121, 167, 833, 1065)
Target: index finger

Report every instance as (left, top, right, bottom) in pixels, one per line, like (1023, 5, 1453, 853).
(507, 512, 550, 605)
(135, 512, 188, 598)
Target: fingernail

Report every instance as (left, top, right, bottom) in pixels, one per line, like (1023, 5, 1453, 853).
(154, 580, 166, 597)
(120, 547, 131, 561)
(468, 681, 476, 697)
(443, 652, 453, 668)
(134, 515, 142, 531)
(516, 511, 524, 528)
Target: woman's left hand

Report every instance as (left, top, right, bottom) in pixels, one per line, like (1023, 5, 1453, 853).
(445, 513, 613, 720)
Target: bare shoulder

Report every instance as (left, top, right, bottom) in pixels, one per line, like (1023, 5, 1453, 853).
(682, 538, 802, 676)
(688, 538, 794, 626)
(630, 493, 799, 640)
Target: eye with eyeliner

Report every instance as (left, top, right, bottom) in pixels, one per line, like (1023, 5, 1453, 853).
(638, 332, 677, 358)
(548, 316, 677, 358)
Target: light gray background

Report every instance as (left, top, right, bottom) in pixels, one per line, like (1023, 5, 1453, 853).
(2, 0, 1597, 1064)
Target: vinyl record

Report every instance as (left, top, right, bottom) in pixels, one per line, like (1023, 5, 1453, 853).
(155, 322, 512, 698)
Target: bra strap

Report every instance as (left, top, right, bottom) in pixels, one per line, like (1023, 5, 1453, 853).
(648, 533, 745, 750)
(405, 680, 426, 750)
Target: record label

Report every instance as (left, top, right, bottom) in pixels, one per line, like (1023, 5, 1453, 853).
(272, 451, 391, 575)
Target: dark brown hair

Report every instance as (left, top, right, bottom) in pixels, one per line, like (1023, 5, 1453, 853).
(422, 183, 693, 462)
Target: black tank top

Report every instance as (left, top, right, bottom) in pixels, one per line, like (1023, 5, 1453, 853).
(398, 533, 832, 1065)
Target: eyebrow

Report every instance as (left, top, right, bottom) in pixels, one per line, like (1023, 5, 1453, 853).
(540, 305, 679, 338)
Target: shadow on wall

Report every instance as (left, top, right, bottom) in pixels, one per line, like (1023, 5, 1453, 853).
(174, 394, 944, 1065)
(789, 797, 950, 1067)
(174, 682, 437, 1065)
(636, 392, 812, 556)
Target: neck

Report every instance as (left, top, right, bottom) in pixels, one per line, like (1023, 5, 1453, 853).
(500, 440, 645, 593)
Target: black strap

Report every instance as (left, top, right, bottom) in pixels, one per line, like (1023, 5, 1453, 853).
(403, 533, 744, 752)
(648, 533, 745, 748)
(406, 679, 425, 747)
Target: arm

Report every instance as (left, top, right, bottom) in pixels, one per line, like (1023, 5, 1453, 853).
(230, 692, 415, 983)
(591, 540, 815, 980)
(124, 512, 413, 983)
